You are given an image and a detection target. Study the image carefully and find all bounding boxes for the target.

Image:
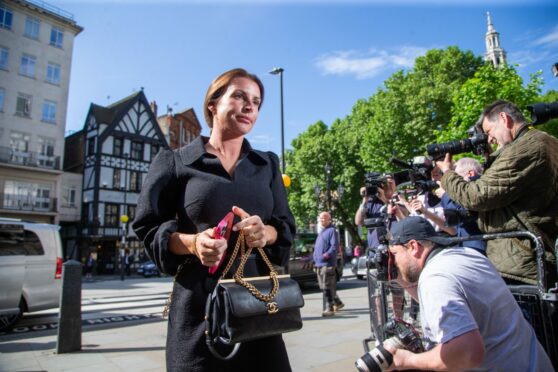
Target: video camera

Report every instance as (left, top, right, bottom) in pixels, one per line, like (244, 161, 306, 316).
(363, 172, 388, 198)
(390, 156, 439, 194)
(426, 101, 558, 160)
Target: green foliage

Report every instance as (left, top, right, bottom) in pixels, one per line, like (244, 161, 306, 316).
(438, 63, 543, 143)
(536, 90, 558, 138)
(285, 46, 551, 240)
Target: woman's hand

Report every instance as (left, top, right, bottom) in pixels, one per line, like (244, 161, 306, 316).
(193, 228, 227, 267)
(232, 206, 277, 248)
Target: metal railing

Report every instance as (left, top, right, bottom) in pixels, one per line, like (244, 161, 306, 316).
(24, 0, 75, 21)
(0, 146, 61, 170)
(0, 192, 57, 212)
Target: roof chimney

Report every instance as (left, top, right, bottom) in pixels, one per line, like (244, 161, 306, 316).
(150, 101, 158, 117)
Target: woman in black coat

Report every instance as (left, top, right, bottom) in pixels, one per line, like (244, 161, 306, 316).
(133, 68, 296, 372)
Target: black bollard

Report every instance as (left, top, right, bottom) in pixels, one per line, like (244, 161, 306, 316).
(57, 260, 82, 353)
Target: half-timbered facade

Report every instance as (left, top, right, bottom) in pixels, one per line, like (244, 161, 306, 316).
(79, 90, 167, 273)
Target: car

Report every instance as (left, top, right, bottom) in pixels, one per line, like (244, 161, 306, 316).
(137, 260, 161, 277)
(289, 232, 344, 285)
(0, 218, 63, 331)
(351, 255, 368, 280)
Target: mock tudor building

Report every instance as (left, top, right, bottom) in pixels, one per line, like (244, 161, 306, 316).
(67, 90, 168, 273)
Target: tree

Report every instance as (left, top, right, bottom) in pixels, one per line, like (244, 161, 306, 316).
(437, 64, 543, 144)
(360, 47, 483, 171)
(535, 89, 558, 138)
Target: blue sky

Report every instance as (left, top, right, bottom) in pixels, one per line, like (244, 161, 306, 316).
(54, 0, 558, 157)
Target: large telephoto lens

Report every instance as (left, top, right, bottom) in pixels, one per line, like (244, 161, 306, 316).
(426, 138, 473, 159)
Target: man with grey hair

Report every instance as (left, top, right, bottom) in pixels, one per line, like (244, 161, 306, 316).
(438, 99, 558, 287)
(382, 216, 553, 371)
(435, 157, 485, 253)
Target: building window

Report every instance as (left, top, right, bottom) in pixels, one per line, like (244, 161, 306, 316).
(19, 54, 37, 78)
(113, 137, 123, 156)
(0, 47, 8, 70)
(42, 100, 57, 123)
(16, 94, 32, 117)
(3, 181, 52, 211)
(62, 187, 77, 207)
(24, 17, 40, 39)
(0, 88, 4, 112)
(10, 132, 30, 165)
(87, 138, 95, 155)
(50, 27, 64, 48)
(113, 169, 121, 189)
(130, 171, 142, 192)
(127, 205, 136, 221)
(46, 62, 61, 85)
(130, 141, 143, 160)
(150, 144, 159, 160)
(105, 203, 119, 227)
(0, 5, 13, 30)
(37, 137, 55, 167)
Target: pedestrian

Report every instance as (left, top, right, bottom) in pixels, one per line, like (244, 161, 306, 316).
(85, 252, 95, 281)
(313, 211, 344, 316)
(132, 68, 296, 372)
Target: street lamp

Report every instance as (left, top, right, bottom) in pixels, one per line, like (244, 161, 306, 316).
(314, 163, 344, 212)
(119, 152, 129, 280)
(269, 67, 285, 173)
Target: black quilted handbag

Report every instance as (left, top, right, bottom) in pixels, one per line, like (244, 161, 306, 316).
(204, 231, 304, 360)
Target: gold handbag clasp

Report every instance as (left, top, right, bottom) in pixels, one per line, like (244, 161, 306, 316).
(267, 302, 279, 314)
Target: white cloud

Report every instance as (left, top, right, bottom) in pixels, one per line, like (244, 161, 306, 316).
(315, 46, 427, 79)
(508, 49, 552, 68)
(534, 25, 558, 46)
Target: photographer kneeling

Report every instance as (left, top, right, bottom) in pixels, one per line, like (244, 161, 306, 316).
(376, 216, 552, 371)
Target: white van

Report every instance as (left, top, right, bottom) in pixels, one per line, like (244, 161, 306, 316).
(0, 218, 63, 331)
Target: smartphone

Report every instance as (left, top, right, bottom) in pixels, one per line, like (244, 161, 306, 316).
(208, 212, 234, 274)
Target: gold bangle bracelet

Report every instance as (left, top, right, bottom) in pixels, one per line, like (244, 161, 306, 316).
(192, 233, 201, 258)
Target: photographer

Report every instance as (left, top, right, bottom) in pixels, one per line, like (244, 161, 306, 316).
(355, 174, 407, 317)
(438, 100, 558, 286)
(404, 166, 456, 236)
(434, 157, 486, 253)
(382, 217, 552, 371)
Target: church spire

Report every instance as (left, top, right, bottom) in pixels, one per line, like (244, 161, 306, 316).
(485, 12, 507, 68)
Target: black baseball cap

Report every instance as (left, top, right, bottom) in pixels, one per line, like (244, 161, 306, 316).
(388, 216, 453, 246)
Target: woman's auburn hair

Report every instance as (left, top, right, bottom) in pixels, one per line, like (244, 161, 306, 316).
(203, 68, 265, 128)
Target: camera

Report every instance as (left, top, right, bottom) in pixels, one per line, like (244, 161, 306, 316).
(391, 156, 438, 194)
(426, 125, 489, 160)
(367, 243, 397, 282)
(364, 172, 388, 197)
(527, 102, 558, 125)
(444, 208, 477, 226)
(355, 318, 424, 372)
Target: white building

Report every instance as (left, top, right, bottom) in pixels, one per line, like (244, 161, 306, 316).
(484, 12, 507, 68)
(0, 0, 82, 223)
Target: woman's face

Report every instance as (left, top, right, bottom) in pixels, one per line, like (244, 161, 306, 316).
(209, 77, 261, 136)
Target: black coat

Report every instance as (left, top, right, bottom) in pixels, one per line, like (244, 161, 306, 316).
(133, 136, 296, 372)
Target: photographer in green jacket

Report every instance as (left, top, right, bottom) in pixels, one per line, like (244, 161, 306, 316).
(437, 100, 558, 287)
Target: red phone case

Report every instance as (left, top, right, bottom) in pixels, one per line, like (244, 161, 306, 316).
(208, 212, 234, 274)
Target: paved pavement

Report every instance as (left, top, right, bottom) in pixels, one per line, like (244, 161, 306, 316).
(0, 270, 379, 372)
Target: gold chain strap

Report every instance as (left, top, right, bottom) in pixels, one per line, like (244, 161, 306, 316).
(163, 260, 187, 318)
(164, 230, 280, 318)
(222, 231, 280, 307)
